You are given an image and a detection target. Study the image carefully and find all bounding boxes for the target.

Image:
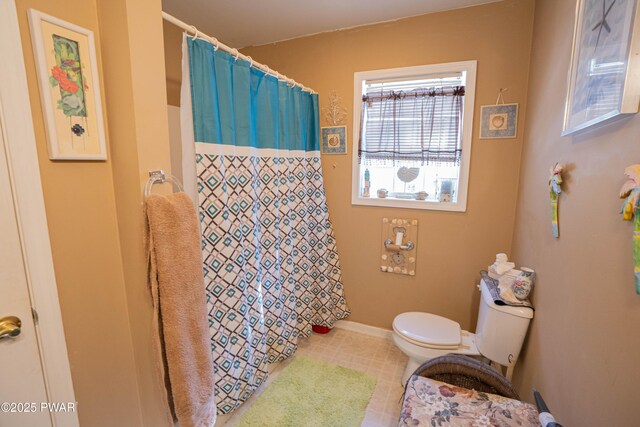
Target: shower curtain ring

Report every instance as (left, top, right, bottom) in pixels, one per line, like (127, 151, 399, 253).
(280, 74, 289, 85)
(247, 56, 254, 68)
(211, 37, 219, 51)
(231, 48, 240, 62)
(190, 25, 200, 41)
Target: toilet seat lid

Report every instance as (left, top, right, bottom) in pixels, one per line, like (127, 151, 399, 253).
(393, 312, 461, 347)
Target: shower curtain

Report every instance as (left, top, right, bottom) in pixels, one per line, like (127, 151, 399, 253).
(180, 36, 349, 414)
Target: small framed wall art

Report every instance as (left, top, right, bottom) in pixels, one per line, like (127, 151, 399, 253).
(321, 125, 347, 154)
(479, 103, 519, 139)
(28, 9, 107, 160)
(562, 0, 640, 136)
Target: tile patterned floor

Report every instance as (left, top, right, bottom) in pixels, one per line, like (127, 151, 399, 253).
(218, 327, 408, 427)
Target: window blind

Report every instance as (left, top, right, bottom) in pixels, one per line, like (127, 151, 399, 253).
(358, 77, 465, 166)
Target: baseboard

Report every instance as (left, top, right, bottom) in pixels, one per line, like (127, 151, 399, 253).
(333, 320, 393, 339)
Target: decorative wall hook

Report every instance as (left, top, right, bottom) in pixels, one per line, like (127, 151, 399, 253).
(495, 87, 508, 105)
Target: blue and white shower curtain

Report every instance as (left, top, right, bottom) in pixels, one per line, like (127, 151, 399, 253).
(180, 36, 349, 414)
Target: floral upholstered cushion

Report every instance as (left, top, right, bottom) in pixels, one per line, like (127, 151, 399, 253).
(399, 375, 541, 427)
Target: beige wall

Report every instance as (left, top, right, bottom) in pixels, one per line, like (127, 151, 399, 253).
(15, 0, 144, 425)
(511, 0, 640, 425)
(98, 0, 171, 426)
(97, 0, 174, 425)
(164, 20, 183, 107)
(239, 0, 536, 330)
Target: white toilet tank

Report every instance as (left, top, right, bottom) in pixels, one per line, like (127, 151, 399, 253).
(475, 279, 533, 367)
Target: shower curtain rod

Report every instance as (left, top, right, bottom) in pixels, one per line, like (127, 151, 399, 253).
(162, 11, 316, 94)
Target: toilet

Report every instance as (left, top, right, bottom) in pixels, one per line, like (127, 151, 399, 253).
(393, 278, 534, 384)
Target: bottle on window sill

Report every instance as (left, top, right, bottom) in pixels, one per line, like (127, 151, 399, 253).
(362, 168, 371, 197)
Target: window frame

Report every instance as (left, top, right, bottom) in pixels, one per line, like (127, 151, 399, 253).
(351, 61, 477, 212)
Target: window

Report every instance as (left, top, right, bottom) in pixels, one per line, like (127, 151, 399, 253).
(351, 61, 476, 211)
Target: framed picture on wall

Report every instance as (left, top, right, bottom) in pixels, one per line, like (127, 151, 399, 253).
(562, 0, 640, 136)
(479, 103, 518, 139)
(28, 9, 107, 160)
(321, 126, 347, 154)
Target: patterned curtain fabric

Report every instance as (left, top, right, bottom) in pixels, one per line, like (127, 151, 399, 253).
(185, 38, 349, 414)
(358, 86, 465, 166)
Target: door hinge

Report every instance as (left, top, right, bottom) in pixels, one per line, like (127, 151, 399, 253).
(31, 307, 38, 324)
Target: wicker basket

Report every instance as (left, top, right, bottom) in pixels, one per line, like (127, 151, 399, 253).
(406, 354, 520, 399)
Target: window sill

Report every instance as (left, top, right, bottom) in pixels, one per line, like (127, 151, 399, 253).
(351, 195, 467, 212)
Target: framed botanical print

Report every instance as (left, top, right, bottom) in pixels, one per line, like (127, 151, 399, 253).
(28, 10, 107, 160)
(563, 0, 640, 136)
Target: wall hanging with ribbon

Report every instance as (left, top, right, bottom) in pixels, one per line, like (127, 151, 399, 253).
(479, 88, 519, 139)
(619, 164, 640, 294)
(549, 163, 564, 238)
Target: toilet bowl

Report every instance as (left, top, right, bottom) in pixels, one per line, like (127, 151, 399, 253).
(393, 279, 534, 384)
(392, 312, 480, 383)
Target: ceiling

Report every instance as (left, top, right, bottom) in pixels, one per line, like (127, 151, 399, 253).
(162, 0, 501, 48)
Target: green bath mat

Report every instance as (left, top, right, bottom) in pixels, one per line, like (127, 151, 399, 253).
(236, 356, 376, 427)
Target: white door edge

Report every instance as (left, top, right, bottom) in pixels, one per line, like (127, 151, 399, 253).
(0, 2, 79, 426)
